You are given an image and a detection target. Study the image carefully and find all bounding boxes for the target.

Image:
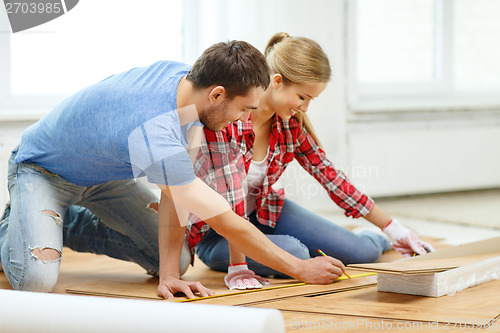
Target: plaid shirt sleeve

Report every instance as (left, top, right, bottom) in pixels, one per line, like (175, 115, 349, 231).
(186, 125, 250, 256)
(293, 121, 374, 218)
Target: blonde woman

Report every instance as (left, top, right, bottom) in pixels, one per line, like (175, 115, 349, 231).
(189, 33, 434, 289)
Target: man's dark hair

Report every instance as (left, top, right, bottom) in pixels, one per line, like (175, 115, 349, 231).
(187, 41, 270, 99)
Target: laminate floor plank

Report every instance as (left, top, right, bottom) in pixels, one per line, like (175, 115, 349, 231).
(251, 281, 500, 327)
(349, 252, 500, 275)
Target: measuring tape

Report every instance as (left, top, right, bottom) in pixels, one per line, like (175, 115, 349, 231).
(176, 272, 376, 302)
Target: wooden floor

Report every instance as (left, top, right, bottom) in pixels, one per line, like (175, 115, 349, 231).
(1, 238, 499, 332)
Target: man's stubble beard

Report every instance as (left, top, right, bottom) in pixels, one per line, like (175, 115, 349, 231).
(199, 101, 229, 132)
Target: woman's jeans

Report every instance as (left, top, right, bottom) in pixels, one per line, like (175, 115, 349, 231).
(197, 199, 390, 277)
(0, 148, 189, 292)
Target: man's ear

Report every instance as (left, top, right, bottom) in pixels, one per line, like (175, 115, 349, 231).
(272, 74, 283, 90)
(208, 86, 226, 104)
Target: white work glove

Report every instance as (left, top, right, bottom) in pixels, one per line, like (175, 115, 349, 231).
(382, 219, 435, 257)
(224, 263, 271, 290)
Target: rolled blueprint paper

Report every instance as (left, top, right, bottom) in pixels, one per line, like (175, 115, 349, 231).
(0, 289, 285, 333)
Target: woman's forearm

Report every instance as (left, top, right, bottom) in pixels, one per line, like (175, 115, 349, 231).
(229, 243, 247, 264)
(363, 204, 392, 229)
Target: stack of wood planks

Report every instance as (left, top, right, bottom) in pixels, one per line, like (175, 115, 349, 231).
(349, 236, 500, 297)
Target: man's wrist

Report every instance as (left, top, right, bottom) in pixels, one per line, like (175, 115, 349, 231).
(285, 257, 305, 281)
(159, 270, 181, 282)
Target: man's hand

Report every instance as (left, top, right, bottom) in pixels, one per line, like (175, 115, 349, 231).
(383, 219, 435, 257)
(296, 256, 345, 284)
(158, 276, 215, 300)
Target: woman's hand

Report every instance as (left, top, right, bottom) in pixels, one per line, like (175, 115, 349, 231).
(383, 219, 435, 257)
(224, 263, 270, 290)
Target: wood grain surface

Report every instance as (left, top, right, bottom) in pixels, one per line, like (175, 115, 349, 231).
(349, 252, 500, 275)
(251, 280, 500, 327)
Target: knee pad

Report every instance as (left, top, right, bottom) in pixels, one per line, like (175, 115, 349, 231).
(179, 241, 191, 276)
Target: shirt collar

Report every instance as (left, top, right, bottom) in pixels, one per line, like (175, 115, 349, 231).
(272, 114, 284, 134)
(236, 113, 286, 136)
(237, 115, 255, 136)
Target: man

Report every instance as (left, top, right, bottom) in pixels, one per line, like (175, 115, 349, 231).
(0, 40, 345, 298)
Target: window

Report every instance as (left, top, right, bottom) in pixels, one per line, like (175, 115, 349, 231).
(1, 0, 182, 112)
(348, 0, 500, 111)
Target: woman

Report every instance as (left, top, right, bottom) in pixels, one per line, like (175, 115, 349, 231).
(188, 33, 434, 289)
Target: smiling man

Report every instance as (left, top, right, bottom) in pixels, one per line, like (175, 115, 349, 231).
(0, 40, 345, 298)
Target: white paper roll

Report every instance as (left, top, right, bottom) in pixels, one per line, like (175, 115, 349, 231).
(0, 289, 285, 333)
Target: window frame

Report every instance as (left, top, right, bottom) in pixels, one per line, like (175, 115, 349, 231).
(1, 1, 184, 118)
(346, 0, 500, 112)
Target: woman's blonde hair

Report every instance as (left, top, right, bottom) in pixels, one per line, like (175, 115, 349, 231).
(264, 32, 331, 146)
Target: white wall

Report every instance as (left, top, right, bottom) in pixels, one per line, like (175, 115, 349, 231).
(1, 0, 500, 213)
(347, 118, 500, 197)
(0, 118, 38, 209)
(183, 0, 349, 211)
(183, 0, 500, 211)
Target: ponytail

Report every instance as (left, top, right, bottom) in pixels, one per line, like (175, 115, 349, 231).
(265, 32, 331, 147)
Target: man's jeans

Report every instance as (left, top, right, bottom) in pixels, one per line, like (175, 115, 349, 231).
(197, 199, 390, 277)
(0, 148, 187, 292)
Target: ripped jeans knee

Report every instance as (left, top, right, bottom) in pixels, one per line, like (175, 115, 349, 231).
(29, 246, 62, 263)
(15, 211, 64, 291)
(13, 246, 63, 292)
(41, 210, 63, 226)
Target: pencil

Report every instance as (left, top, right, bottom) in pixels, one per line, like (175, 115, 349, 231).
(317, 249, 351, 279)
